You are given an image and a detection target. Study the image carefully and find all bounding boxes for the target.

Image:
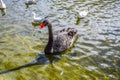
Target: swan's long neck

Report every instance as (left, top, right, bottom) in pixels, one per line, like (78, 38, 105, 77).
(44, 21, 53, 54)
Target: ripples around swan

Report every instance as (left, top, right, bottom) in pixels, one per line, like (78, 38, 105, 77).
(0, 0, 120, 80)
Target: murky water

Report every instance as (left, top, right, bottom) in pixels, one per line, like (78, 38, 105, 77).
(0, 0, 120, 80)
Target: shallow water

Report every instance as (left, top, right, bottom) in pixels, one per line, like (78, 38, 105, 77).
(0, 0, 120, 80)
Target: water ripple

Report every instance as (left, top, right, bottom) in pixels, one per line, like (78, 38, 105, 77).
(0, 0, 120, 80)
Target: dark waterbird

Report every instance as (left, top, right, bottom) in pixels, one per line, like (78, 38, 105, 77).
(39, 18, 78, 55)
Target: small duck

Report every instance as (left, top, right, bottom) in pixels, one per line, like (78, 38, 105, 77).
(79, 9, 89, 19)
(0, 0, 6, 16)
(25, 0, 36, 8)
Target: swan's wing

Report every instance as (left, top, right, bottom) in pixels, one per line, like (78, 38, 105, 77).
(52, 28, 77, 53)
(53, 33, 71, 53)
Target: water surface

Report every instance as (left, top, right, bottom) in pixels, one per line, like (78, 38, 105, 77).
(0, 0, 120, 80)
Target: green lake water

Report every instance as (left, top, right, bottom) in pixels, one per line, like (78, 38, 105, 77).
(0, 0, 120, 80)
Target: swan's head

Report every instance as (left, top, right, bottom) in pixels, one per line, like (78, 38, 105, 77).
(39, 17, 49, 29)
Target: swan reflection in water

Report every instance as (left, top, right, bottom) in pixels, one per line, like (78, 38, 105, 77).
(0, 53, 62, 75)
(0, 44, 77, 75)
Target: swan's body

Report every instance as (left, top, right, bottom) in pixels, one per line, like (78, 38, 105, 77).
(39, 19, 77, 55)
(0, 0, 6, 9)
(79, 10, 89, 18)
(52, 28, 77, 54)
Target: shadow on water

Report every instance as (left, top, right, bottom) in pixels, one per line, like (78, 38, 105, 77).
(0, 35, 78, 75)
(0, 52, 61, 75)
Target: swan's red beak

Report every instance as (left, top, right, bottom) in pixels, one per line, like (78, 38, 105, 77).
(40, 23, 45, 29)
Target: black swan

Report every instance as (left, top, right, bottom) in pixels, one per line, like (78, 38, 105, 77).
(39, 19, 77, 55)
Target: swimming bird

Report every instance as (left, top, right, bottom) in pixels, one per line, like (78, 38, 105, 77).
(38, 18, 78, 55)
(0, 0, 6, 16)
(25, 0, 36, 5)
(79, 9, 89, 19)
(0, 0, 6, 9)
(25, 0, 36, 8)
(32, 12, 48, 26)
(32, 12, 42, 23)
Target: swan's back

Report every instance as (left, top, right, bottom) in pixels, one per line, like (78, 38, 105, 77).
(53, 28, 77, 53)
